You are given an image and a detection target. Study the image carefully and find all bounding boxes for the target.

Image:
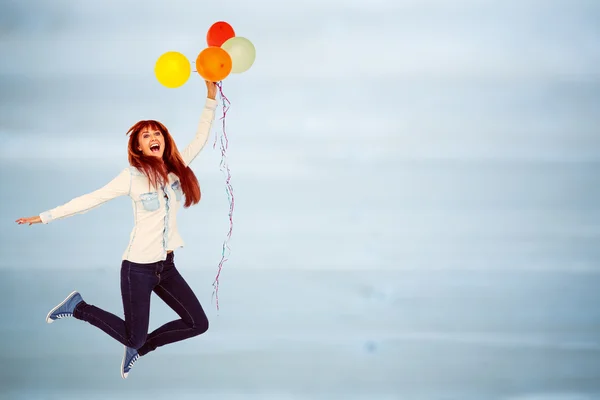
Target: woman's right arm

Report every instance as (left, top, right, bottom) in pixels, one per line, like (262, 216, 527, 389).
(17, 168, 132, 225)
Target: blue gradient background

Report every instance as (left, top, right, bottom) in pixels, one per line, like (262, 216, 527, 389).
(1, 0, 600, 399)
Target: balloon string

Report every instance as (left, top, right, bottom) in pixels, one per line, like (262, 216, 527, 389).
(211, 80, 234, 313)
(213, 82, 230, 149)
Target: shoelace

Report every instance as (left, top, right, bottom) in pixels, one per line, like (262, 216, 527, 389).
(54, 313, 72, 319)
(128, 354, 139, 368)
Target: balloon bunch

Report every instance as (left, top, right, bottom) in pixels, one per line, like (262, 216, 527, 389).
(154, 21, 256, 87)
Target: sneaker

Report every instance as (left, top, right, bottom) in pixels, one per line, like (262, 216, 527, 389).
(45, 290, 83, 324)
(121, 346, 140, 379)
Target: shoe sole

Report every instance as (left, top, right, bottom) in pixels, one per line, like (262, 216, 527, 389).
(45, 290, 79, 324)
(120, 345, 128, 379)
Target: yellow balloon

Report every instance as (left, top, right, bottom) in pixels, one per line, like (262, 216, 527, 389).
(154, 51, 191, 88)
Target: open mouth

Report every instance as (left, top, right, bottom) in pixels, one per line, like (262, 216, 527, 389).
(150, 143, 160, 153)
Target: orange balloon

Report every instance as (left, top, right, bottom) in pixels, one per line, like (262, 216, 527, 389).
(196, 47, 232, 82)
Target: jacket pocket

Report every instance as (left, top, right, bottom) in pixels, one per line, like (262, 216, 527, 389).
(140, 192, 160, 211)
(171, 180, 183, 202)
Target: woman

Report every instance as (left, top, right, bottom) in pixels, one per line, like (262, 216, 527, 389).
(15, 80, 219, 379)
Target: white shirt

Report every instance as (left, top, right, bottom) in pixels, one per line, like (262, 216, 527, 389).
(39, 98, 218, 264)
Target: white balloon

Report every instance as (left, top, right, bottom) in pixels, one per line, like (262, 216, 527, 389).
(222, 37, 256, 74)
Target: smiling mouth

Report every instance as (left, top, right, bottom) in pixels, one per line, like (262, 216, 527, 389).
(150, 143, 160, 153)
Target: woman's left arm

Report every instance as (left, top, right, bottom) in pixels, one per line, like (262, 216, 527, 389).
(180, 81, 219, 167)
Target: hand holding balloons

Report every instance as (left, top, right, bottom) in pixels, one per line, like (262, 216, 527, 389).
(205, 80, 218, 100)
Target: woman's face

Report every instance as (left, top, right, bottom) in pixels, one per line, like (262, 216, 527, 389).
(137, 126, 165, 158)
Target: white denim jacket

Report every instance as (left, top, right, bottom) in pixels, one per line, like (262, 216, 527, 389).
(39, 98, 218, 264)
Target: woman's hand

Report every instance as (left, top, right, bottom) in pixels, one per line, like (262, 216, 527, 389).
(16, 216, 42, 225)
(205, 80, 218, 100)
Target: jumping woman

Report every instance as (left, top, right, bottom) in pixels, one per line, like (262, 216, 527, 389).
(15, 80, 219, 379)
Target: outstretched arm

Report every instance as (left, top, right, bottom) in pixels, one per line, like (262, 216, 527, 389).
(180, 81, 219, 167)
(16, 167, 132, 225)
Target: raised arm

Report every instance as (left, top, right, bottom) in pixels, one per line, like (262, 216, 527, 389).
(37, 167, 132, 224)
(179, 81, 219, 167)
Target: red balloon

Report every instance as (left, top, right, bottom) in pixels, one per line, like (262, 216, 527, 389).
(207, 21, 235, 47)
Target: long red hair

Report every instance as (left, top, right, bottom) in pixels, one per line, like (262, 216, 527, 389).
(126, 120, 201, 208)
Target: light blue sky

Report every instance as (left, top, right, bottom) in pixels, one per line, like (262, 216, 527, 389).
(1, 0, 599, 162)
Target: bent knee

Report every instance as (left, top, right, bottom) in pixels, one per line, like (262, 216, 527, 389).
(126, 334, 147, 349)
(192, 315, 209, 336)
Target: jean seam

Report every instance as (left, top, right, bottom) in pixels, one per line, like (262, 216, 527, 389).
(126, 263, 136, 342)
(143, 282, 196, 347)
(78, 309, 127, 342)
(160, 283, 195, 327)
(146, 327, 195, 343)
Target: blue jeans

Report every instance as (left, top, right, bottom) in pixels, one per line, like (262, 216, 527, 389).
(73, 252, 208, 356)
